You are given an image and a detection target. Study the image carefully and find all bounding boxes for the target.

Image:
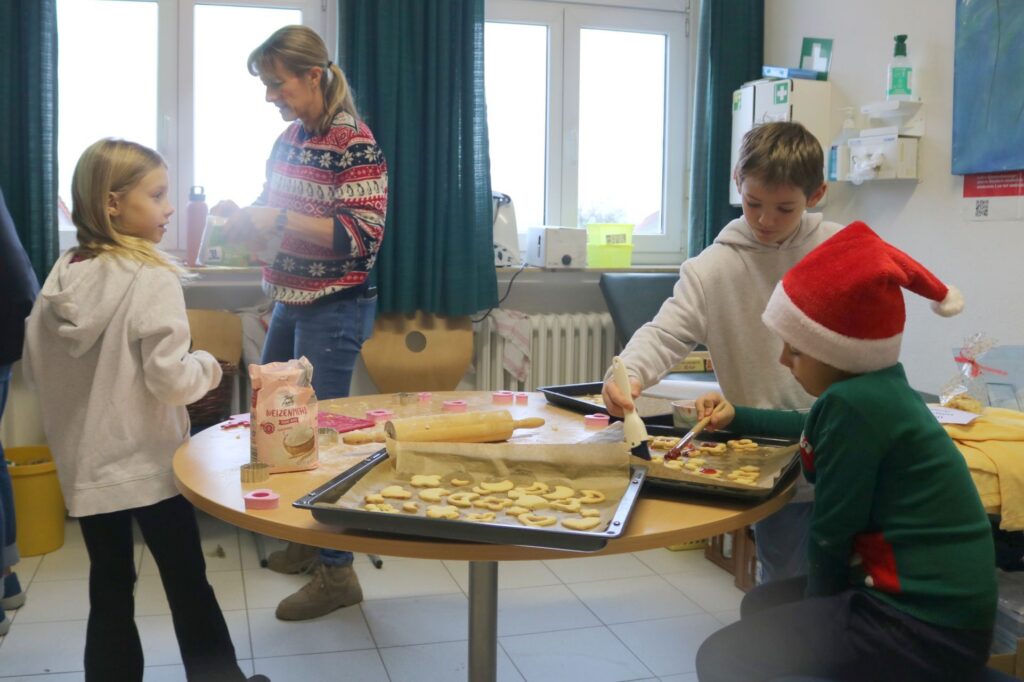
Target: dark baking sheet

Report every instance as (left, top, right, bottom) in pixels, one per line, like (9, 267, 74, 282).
(640, 426, 801, 502)
(538, 382, 674, 425)
(293, 449, 647, 552)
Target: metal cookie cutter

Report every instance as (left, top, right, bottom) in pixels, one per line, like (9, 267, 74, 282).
(240, 462, 270, 487)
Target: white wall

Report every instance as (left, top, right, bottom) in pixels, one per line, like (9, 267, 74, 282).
(766, 0, 1023, 393)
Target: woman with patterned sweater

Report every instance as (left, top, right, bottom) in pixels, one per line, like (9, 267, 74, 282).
(216, 25, 387, 623)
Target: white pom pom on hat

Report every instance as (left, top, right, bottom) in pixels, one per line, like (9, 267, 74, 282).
(762, 222, 963, 374)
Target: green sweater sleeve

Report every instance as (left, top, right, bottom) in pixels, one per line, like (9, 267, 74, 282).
(730, 406, 806, 439)
(802, 394, 886, 597)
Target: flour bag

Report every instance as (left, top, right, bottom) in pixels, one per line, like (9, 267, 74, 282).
(249, 357, 318, 473)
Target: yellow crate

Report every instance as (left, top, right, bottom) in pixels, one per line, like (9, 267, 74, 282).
(586, 223, 634, 246)
(587, 244, 633, 269)
(670, 358, 707, 373)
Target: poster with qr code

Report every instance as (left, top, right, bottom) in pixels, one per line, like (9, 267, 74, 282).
(961, 171, 1024, 221)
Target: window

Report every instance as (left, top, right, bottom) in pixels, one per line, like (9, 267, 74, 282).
(485, 0, 690, 263)
(56, 0, 327, 252)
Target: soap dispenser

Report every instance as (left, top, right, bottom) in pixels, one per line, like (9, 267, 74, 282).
(828, 108, 858, 182)
(886, 34, 914, 101)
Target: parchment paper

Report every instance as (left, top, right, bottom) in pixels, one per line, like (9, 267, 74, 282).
(332, 439, 632, 532)
(589, 423, 798, 492)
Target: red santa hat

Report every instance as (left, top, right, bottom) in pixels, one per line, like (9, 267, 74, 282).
(762, 221, 963, 374)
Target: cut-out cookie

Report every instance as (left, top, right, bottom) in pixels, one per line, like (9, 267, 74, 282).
(402, 501, 419, 513)
(418, 487, 451, 503)
(517, 513, 557, 527)
(425, 505, 460, 520)
(447, 491, 480, 508)
(542, 485, 575, 501)
(578, 490, 606, 504)
(410, 474, 442, 488)
(550, 498, 582, 513)
(476, 479, 514, 493)
(450, 477, 471, 487)
(380, 485, 412, 499)
(364, 503, 399, 513)
(474, 496, 513, 511)
(505, 505, 530, 516)
(364, 493, 386, 504)
(466, 512, 496, 522)
(580, 508, 601, 518)
(562, 516, 602, 531)
(516, 481, 549, 495)
(512, 494, 549, 510)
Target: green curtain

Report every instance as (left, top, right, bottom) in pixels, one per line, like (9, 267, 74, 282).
(0, 0, 59, 281)
(338, 0, 498, 316)
(687, 0, 763, 256)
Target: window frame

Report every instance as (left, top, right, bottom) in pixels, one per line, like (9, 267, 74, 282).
(57, 0, 327, 253)
(486, 0, 691, 264)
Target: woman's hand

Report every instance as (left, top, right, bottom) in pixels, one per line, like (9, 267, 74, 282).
(210, 199, 240, 217)
(695, 392, 735, 430)
(602, 375, 641, 418)
(223, 206, 280, 245)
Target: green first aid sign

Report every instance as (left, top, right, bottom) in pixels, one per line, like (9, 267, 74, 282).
(773, 81, 790, 105)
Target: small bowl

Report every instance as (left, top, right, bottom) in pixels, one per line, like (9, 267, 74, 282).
(671, 399, 699, 429)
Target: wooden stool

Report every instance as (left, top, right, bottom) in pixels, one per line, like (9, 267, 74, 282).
(361, 311, 474, 393)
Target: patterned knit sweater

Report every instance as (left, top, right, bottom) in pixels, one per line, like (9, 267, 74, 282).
(731, 364, 996, 631)
(258, 112, 388, 304)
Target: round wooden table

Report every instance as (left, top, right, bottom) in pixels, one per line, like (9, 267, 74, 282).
(174, 391, 795, 682)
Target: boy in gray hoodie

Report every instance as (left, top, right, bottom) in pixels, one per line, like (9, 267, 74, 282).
(603, 121, 842, 582)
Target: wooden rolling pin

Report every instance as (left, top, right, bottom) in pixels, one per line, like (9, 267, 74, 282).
(383, 410, 545, 443)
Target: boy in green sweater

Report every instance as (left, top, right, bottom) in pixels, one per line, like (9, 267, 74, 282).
(695, 222, 995, 682)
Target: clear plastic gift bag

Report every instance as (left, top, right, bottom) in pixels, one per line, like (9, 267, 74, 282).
(939, 333, 1017, 412)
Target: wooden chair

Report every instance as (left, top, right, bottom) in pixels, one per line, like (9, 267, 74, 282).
(360, 311, 475, 393)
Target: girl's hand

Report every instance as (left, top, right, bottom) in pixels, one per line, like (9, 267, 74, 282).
(695, 392, 735, 430)
(602, 375, 641, 418)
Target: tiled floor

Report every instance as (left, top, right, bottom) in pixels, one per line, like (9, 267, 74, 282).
(0, 514, 744, 681)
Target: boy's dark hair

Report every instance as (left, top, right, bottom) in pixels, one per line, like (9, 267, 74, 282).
(735, 121, 824, 198)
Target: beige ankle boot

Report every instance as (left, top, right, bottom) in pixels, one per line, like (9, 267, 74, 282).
(266, 542, 318, 575)
(275, 563, 364, 621)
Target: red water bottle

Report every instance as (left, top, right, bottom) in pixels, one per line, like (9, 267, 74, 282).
(186, 185, 208, 266)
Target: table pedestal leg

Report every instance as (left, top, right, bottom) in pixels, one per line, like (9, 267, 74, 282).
(468, 560, 498, 682)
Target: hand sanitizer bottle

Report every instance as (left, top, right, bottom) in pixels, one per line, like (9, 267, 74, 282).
(827, 108, 858, 182)
(886, 34, 914, 101)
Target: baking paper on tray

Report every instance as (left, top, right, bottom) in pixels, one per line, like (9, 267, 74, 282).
(587, 423, 798, 491)
(331, 439, 632, 532)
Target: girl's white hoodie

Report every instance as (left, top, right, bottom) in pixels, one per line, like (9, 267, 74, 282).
(23, 252, 221, 517)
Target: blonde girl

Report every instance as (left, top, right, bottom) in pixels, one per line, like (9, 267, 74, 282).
(23, 139, 268, 682)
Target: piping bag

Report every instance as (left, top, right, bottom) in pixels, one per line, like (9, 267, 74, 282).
(611, 356, 651, 460)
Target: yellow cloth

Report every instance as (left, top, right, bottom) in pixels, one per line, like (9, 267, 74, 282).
(944, 408, 1024, 530)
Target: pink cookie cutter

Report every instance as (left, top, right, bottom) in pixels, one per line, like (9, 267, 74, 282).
(514, 392, 529, 405)
(365, 408, 395, 424)
(584, 413, 610, 429)
(492, 390, 514, 405)
(442, 399, 468, 413)
(243, 489, 280, 510)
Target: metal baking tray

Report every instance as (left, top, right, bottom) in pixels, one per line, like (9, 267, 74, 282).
(538, 382, 674, 424)
(640, 426, 801, 502)
(293, 449, 647, 552)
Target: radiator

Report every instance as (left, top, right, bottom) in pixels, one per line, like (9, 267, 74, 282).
(474, 313, 616, 391)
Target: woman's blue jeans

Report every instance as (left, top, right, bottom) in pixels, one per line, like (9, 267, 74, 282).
(261, 292, 376, 567)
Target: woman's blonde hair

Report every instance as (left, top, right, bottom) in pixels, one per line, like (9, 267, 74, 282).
(71, 138, 184, 274)
(248, 25, 358, 136)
